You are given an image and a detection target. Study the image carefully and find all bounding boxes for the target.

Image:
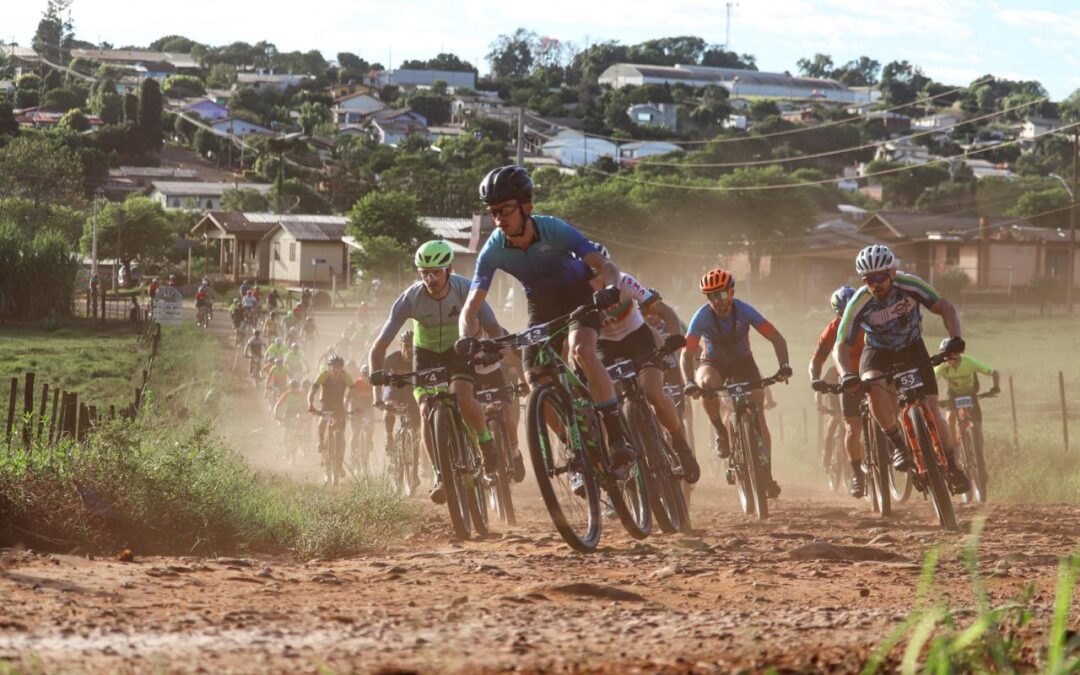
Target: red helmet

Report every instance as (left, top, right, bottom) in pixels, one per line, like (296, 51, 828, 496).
(700, 268, 734, 294)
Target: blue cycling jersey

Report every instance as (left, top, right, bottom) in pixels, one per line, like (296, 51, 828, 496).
(838, 271, 941, 351)
(470, 215, 595, 297)
(686, 300, 768, 365)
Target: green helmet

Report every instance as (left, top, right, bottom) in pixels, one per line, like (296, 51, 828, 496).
(414, 240, 454, 269)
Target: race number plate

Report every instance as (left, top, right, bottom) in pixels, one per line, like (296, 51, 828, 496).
(663, 384, 682, 398)
(895, 368, 923, 395)
(607, 359, 637, 381)
(726, 381, 752, 397)
(475, 388, 502, 405)
(522, 325, 550, 345)
(954, 395, 974, 409)
(417, 367, 449, 388)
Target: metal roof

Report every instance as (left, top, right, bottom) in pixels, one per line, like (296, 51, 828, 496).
(151, 181, 271, 196)
(421, 217, 472, 241)
(110, 166, 198, 179)
(276, 220, 346, 241)
(602, 63, 848, 91)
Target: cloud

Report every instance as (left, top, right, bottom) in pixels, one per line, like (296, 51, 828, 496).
(996, 9, 1080, 38)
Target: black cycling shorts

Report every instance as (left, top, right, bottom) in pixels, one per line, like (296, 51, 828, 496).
(840, 389, 861, 418)
(698, 354, 762, 385)
(414, 346, 473, 383)
(860, 339, 938, 397)
(597, 322, 660, 369)
(523, 280, 601, 370)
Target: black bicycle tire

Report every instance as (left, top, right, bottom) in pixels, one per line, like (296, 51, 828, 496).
(911, 409, 958, 532)
(871, 421, 892, 517)
(490, 415, 516, 527)
(744, 412, 770, 521)
(393, 428, 407, 494)
(597, 408, 652, 541)
(433, 406, 471, 539)
(525, 386, 601, 552)
(452, 409, 489, 536)
(972, 426, 988, 503)
(628, 400, 681, 534)
(732, 418, 755, 516)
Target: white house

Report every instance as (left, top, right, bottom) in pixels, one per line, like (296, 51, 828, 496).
(332, 92, 386, 125)
(150, 182, 272, 210)
(450, 94, 506, 124)
(598, 63, 870, 104)
(263, 215, 350, 286)
(540, 130, 618, 167)
(369, 69, 476, 90)
(627, 102, 678, 131)
(618, 141, 683, 163)
(911, 112, 960, 132)
(372, 117, 430, 146)
(209, 117, 274, 137)
(1020, 116, 1064, 140)
(235, 72, 310, 92)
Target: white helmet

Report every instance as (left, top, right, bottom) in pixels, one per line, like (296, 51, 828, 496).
(590, 241, 611, 260)
(855, 244, 897, 275)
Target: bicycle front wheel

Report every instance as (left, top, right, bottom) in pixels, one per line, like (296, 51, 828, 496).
(628, 400, 681, 534)
(526, 385, 601, 552)
(600, 410, 651, 540)
(910, 408, 958, 532)
(489, 416, 516, 527)
(867, 419, 891, 517)
(740, 413, 769, 521)
(432, 406, 471, 539)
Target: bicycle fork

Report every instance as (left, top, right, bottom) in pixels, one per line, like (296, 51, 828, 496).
(899, 402, 952, 477)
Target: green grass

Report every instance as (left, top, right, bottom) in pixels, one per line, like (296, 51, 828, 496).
(0, 321, 146, 406)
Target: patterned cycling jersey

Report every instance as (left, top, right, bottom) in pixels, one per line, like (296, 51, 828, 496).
(685, 300, 775, 366)
(599, 273, 659, 342)
(470, 215, 596, 297)
(838, 272, 941, 351)
(376, 274, 499, 352)
(934, 355, 993, 396)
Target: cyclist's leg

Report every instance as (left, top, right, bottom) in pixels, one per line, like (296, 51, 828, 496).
(840, 389, 865, 464)
(568, 320, 633, 465)
(695, 361, 731, 456)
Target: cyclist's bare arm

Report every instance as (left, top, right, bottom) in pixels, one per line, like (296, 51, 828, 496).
(643, 299, 683, 336)
(833, 342, 854, 378)
(680, 342, 702, 384)
(582, 251, 619, 287)
(306, 382, 319, 411)
(761, 329, 790, 370)
(459, 288, 488, 339)
(929, 298, 961, 338)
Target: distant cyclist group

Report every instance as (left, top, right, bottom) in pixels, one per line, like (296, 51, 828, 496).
(208, 164, 999, 546)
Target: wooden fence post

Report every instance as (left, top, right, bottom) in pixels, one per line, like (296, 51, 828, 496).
(5, 377, 17, 445)
(60, 393, 78, 440)
(21, 372, 34, 449)
(36, 382, 48, 443)
(1008, 375, 1019, 450)
(48, 389, 61, 445)
(77, 402, 90, 441)
(1060, 371, 1070, 452)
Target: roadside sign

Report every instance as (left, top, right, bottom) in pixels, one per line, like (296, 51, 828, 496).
(312, 258, 327, 264)
(153, 286, 183, 326)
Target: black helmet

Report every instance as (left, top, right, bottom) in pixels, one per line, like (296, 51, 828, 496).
(479, 165, 533, 205)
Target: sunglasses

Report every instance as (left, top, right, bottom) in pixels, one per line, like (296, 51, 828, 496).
(706, 290, 732, 301)
(418, 268, 447, 278)
(862, 271, 890, 285)
(487, 203, 519, 219)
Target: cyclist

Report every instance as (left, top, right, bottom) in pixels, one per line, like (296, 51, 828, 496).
(810, 286, 867, 497)
(167, 274, 178, 288)
(244, 329, 265, 378)
(459, 165, 636, 469)
(241, 288, 258, 324)
(590, 242, 700, 483)
(473, 325, 527, 482)
(274, 379, 307, 423)
(307, 354, 356, 476)
(284, 342, 308, 379)
(265, 336, 288, 364)
(284, 309, 300, 334)
(934, 341, 1000, 449)
(148, 277, 160, 303)
(195, 284, 211, 323)
(381, 330, 422, 474)
(264, 357, 289, 402)
(263, 311, 281, 341)
(229, 297, 243, 334)
(370, 241, 506, 502)
(680, 268, 792, 498)
(268, 288, 280, 312)
(301, 315, 318, 350)
(834, 244, 970, 494)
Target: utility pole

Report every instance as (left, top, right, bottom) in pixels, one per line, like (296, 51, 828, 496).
(516, 106, 525, 166)
(1070, 128, 1078, 313)
(724, 2, 739, 50)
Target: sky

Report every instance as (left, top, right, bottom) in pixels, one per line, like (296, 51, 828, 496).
(6, 0, 1080, 99)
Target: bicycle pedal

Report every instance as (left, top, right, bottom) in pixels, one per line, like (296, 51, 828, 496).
(725, 468, 736, 485)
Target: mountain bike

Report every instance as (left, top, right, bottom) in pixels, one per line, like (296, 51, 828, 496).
(818, 382, 893, 516)
(467, 304, 652, 552)
(196, 303, 210, 328)
(372, 366, 489, 539)
(861, 352, 959, 531)
(818, 395, 850, 494)
(311, 408, 350, 486)
(951, 391, 996, 504)
(706, 374, 783, 521)
(347, 409, 375, 478)
(607, 335, 692, 534)
(384, 401, 421, 497)
(475, 382, 528, 527)
(280, 412, 306, 466)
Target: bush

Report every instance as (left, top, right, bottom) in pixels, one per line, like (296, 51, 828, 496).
(936, 268, 971, 298)
(0, 223, 80, 320)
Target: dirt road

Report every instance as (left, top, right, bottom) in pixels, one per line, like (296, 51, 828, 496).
(2, 484, 1077, 673)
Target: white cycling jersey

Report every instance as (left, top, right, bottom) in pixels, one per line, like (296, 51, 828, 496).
(599, 273, 658, 342)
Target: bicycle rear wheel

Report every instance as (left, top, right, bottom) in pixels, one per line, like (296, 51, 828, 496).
(961, 426, 988, 503)
(432, 406, 471, 539)
(526, 386, 601, 552)
(489, 416, 516, 527)
(453, 413, 489, 537)
(910, 408, 958, 532)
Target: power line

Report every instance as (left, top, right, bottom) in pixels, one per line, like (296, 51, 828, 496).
(574, 122, 1080, 192)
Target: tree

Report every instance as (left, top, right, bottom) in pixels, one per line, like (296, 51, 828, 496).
(205, 63, 236, 89)
(58, 108, 89, 132)
(466, 117, 511, 143)
(122, 92, 138, 123)
(221, 187, 270, 212)
(487, 28, 536, 80)
(0, 134, 84, 207)
(1006, 188, 1071, 229)
(162, 74, 206, 98)
(0, 197, 85, 242)
(32, 0, 74, 63)
(297, 101, 330, 134)
(42, 68, 63, 92)
(269, 179, 331, 215)
(405, 94, 450, 126)
(347, 190, 430, 246)
(79, 197, 173, 274)
(148, 35, 201, 52)
(833, 56, 881, 86)
(350, 234, 412, 279)
(42, 86, 83, 112)
(89, 78, 122, 124)
(880, 60, 931, 107)
(137, 78, 164, 151)
(401, 52, 476, 73)
(797, 53, 834, 78)
(749, 99, 780, 120)
(0, 103, 17, 136)
(193, 128, 221, 158)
